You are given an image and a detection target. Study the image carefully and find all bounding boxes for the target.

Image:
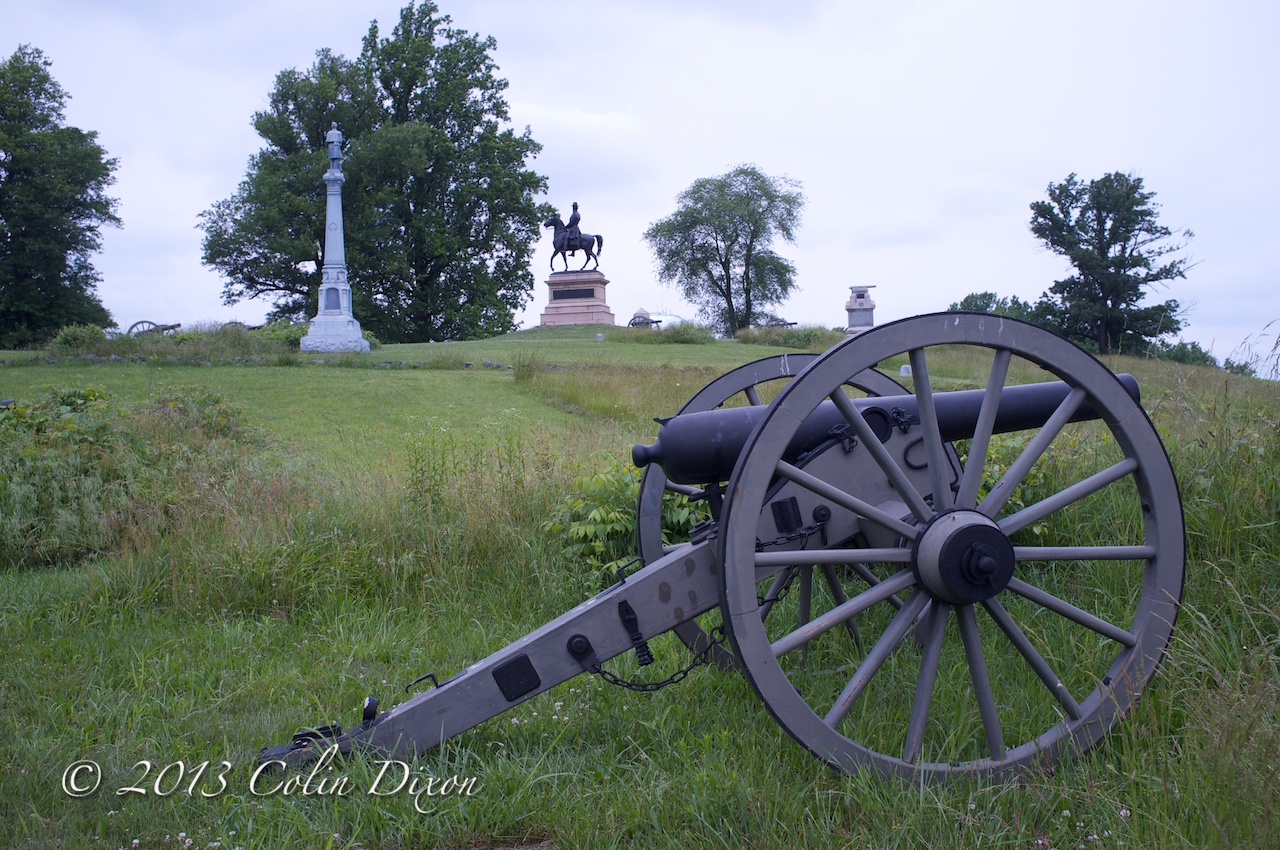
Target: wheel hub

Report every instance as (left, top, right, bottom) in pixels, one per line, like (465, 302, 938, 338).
(913, 511, 1015, 603)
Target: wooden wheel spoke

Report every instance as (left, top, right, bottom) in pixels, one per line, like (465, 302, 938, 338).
(755, 547, 912, 569)
(908, 347, 954, 512)
(1006, 576, 1137, 647)
(982, 597, 1082, 721)
(821, 564, 864, 653)
(829, 388, 933, 522)
(745, 385, 763, 405)
(957, 604, 1006, 761)
(999, 458, 1139, 535)
(955, 348, 1012, 509)
(1013, 545, 1156, 562)
(772, 570, 916, 657)
(663, 480, 705, 498)
(903, 601, 950, 763)
(825, 589, 929, 728)
(978, 386, 1087, 518)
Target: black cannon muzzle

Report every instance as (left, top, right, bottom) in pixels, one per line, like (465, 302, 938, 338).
(632, 375, 1140, 485)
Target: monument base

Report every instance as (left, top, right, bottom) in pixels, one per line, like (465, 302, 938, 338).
(300, 313, 370, 353)
(539, 270, 615, 327)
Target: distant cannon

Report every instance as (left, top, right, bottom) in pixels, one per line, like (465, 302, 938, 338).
(262, 314, 1183, 782)
(127, 320, 181, 337)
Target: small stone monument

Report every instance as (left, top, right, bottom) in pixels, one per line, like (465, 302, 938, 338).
(539, 203, 614, 326)
(845, 285, 876, 336)
(301, 123, 370, 353)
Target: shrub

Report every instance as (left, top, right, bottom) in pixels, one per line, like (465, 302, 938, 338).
(1148, 338, 1219, 368)
(251, 320, 308, 350)
(48, 323, 109, 356)
(736, 324, 846, 351)
(606, 324, 715, 344)
(542, 453, 708, 592)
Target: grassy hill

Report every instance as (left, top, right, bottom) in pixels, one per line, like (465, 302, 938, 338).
(2, 325, 1278, 849)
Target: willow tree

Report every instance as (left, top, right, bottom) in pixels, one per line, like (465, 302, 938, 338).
(644, 165, 804, 336)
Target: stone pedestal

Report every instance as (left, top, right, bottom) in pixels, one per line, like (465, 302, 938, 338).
(300, 265, 369, 352)
(845, 285, 876, 336)
(539, 270, 615, 326)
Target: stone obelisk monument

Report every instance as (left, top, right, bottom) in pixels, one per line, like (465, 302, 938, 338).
(301, 123, 369, 353)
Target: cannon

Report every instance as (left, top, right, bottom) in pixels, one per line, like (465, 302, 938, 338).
(262, 314, 1183, 782)
(127, 320, 182, 336)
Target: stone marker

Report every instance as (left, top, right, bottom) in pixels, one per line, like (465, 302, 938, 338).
(845, 285, 876, 336)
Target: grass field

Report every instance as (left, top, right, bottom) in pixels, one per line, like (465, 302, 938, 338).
(2, 325, 1278, 849)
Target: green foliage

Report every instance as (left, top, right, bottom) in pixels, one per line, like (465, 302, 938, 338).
(543, 454, 707, 591)
(247, 319, 308, 349)
(40, 322, 322, 361)
(199, 2, 549, 343)
(644, 164, 804, 336)
(946, 291, 1038, 321)
(1029, 171, 1191, 355)
(1224, 356, 1258, 377)
(606, 323, 715, 345)
(48, 322, 108, 355)
(0, 45, 119, 348)
(1149, 337, 1218, 367)
(0, 385, 254, 569)
(735, 323, 845, 351)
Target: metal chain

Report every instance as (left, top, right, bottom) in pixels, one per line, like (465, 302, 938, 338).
(591, 624, 728, 693)
(754, 523, 824, 552)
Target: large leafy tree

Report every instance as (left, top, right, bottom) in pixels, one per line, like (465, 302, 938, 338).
(200, 2, 549, 342)
(1029, 172, 1191, 355)
(644, 165, 804, 335)
(0, 46, 118, 349)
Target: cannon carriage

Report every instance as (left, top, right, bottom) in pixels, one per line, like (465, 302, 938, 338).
(263, 313, 1183, 782)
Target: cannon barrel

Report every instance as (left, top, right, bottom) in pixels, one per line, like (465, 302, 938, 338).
(632, 374, 1140, 485)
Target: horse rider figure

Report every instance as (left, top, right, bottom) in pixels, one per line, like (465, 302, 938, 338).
(565, 202, 582, 254)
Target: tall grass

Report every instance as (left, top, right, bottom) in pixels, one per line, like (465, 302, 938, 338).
(2, 351, 1278, 849)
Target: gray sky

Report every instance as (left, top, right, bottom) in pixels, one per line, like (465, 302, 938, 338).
(8, 0, 1277, 360)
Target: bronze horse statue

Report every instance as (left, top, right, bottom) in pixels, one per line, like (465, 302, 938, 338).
(543, 215, 604, 272)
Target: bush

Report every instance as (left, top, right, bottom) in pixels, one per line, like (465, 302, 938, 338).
(48, 323, 109, 356)
(1148, 338, 1219, 368)
(606, 323, 715, 345)
(251, 320, 308, 350)
(735, 324, 846, 351)
(542, 453, 707, 592)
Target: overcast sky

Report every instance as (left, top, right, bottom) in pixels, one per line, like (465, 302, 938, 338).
(8, 0, 1277, 360)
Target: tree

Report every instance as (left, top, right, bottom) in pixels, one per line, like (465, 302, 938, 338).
(644, 165, 804, 336)
(946, 291, 1036, 321)
(199, 2, 549, 342)
(0, 46, 118, 349)
(1029, 172, 1191, 355)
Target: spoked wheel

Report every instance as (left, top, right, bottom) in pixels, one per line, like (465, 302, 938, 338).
(636, 354, 908, 666)
(128, 320, 158, 336)
(719, 314, 1184, 781)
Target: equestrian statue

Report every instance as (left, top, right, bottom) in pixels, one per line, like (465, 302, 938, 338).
(544, 202, 604, 272)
